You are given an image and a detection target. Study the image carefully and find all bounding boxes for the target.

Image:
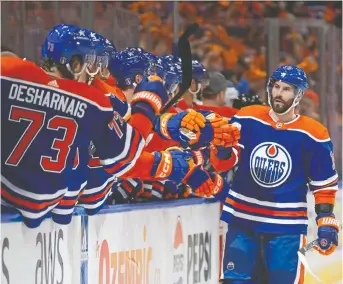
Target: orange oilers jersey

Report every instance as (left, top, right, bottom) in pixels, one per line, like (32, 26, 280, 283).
(92, 77, 127, 102)
(105, 74, 117, 87)
(221, 105, 338, 234)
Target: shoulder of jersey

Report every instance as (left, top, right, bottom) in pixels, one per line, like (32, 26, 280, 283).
(235, 105, 269, 118)
(291, 115, 329, 141)
(1, 56, 39, 76)
(235, 105, 330, 141)
(93, 78, 127, 102)
(57, 80, 113, 110)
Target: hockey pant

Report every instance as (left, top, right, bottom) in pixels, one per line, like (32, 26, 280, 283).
(220, 225, 306, 284)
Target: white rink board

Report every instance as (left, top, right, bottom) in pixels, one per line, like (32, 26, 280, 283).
(1, 216, 82, 284)
(88, 200, 221, 284)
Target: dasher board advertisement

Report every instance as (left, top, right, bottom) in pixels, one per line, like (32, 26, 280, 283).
(1, 214, 82, 284)
(88, 199, 221, 284)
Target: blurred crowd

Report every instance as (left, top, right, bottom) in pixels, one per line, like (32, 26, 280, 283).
(120, 1, 342, 122)
(2, 1, 342, 172)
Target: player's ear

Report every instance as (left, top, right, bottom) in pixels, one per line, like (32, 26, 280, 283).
(218, 90, 225, 102)
(71, 55, 83, 73)
(135, 74, 143, 84)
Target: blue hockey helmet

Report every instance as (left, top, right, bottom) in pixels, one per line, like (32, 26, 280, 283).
(159, 55, 182, 95)
(142, 52, 166, 80)
(192, 60, 209, 82)
(268, 65, 308, 94)
(87, 32, 117, 79)
(188, 60, 209, 96)
(41, 24, 100, 78)
(267, 65, 308, 114)
(110, 47, 158, 89)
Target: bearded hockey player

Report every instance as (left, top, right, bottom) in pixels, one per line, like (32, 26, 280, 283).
(220, 65, 340, 284)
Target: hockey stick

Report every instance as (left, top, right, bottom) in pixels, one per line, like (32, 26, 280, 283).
(297, 239, 322, 282)
(160, 23, 199, 114)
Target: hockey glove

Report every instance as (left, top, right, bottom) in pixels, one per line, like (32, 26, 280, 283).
(131, 79, 169, 123)
(183, 166, 224, 198)
(206, 112, 240, 147)
(155, 110, 206, 145)
(107, 93, 131, 121)
(314, 213, 340, 255)
(188, 112, 241, 150)
(151, 147, 195, 184)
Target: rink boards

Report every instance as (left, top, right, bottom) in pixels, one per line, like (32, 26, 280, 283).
(1, 192, 342, 284)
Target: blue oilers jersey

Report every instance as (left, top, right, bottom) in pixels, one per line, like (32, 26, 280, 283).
(222, 105, 338, 234)
(1, 57, 145, 228)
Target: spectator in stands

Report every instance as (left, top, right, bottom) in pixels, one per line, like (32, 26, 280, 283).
(299, 89, 320, 121)
(234, 58, 250, 95)
(202, 72, 232, 107)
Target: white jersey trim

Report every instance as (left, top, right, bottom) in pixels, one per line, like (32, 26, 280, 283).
(223, 206, 308, 225)
(309, 174, 338, 186)
(113, 138, 146, 178)
(229, 189, 307, 208)
(232, 147, 239, 167)
(237, 143, 245, 149)
(2, 175, 67, 201)
(16, 201, 59, 219)
(79, 190, 112, 209)
(100, 123, 134, 165)
(83, 176, 116, 195)
(313, 185, 339, 193)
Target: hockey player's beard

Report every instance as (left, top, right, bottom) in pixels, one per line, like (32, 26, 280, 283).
(271, 96, 294, 114)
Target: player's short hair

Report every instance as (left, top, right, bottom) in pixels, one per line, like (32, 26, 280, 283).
(1, 45, 19, 57)
(41, 55, 82, 80)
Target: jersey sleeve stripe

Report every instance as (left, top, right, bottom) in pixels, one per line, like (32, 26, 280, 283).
(1, 76, 113, 111)
(312, 186, 339, 193)
(309, 174, 338, 187)
(78, 190, 112, 211)
(104, 128, 144, 174)
(81, 176, 116, 196)
(108, 139, 146, 178)
(100, 124, 134, 166)
(79, 181, 114, 204)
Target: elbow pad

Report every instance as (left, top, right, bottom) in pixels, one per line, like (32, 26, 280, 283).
(315, 203, 334, 215)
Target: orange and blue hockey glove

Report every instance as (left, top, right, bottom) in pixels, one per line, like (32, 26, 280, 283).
(183, 166, 224, 198)
(155, 110, 206, 145)
(206, 112, 241, 147)
(314, 213, 340, 255)
(151, 147, 196, 184)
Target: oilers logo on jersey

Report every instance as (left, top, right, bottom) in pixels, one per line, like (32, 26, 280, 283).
(250, 142, 292, 188)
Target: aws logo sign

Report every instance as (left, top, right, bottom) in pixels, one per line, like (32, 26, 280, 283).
(250, 142, 292, 187)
